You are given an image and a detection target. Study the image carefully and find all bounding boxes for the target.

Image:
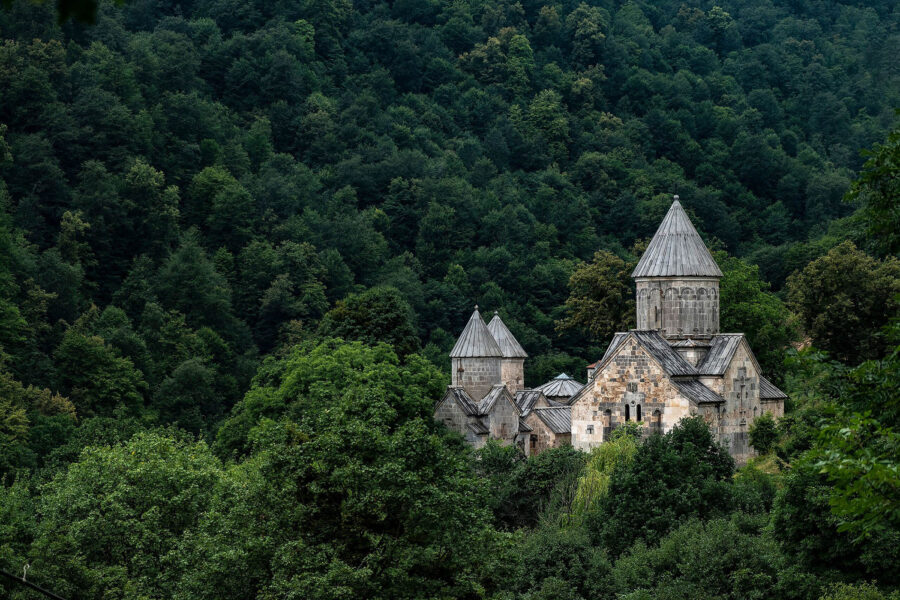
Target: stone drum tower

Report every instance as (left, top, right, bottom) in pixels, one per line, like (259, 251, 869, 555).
(632, 196, 723, 343)
(449, 306, 504, 401)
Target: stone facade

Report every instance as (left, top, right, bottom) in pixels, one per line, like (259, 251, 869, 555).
(500, 357, 525, 394)
(572, 338, 687, 451)
(452, 356, 502, 402)
(635, 277, 719, 338)
(483, 388, 521, 441)
(699, 340, 760, 463)
(525, 411, 571, 454)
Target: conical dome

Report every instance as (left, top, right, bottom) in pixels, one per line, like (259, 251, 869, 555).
(450, 306, 503, 358)
(632, 197, 723, 278)
(535, 373, 584, 399)
(487, 312, 528, 358)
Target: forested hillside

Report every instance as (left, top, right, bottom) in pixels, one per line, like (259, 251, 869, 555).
(0, 0, 899, 597)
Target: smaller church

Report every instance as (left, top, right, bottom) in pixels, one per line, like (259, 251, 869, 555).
(433, 309, 580, 456)
(434, 197, 787, 462)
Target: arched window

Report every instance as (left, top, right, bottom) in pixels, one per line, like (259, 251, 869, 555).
(625, 404, 630, 421)
(636, 404, 642, 421)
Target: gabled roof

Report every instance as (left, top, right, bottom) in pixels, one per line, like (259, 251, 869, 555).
(697, 334, 747, 375)
(570, 330, 697, 407)
(437, 387, 480, 416)
(631, 198, 723, 279)
(534, 406, 572, 434)
(467, 420, 490, 435)
(515, 389, 545, 417)
(518, 419, 533, 433)
(450, 306, 503, 358)
(673, 379, 724, 404)
(487, 312, 528, 358)
(631, 331, 697, 376)
(478, 384, 515, 415)
(535, 373, 584, 399)
(759, 376, 788, 400)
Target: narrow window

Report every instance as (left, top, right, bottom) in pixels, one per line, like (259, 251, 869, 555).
(586, 425, 594, 435)
(530, 435, 537, 449)
(625, 404, 630, 421)
(636, 405, 642, 421)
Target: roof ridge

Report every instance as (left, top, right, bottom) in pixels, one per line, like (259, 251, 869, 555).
(631, 196, 723, 278)
(450, 306, 503, 358)
(487, 312, 528, 358)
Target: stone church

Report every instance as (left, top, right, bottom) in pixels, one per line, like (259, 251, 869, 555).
(434, 197, 787, 462)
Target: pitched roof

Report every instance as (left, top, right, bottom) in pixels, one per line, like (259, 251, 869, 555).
(535, 373, 584, 399)
(450, 306, 503, 358)
(467, 420, 489, 435)
(439, 387, 480, 416)
(487, 312, 528, 358)
(518, 419, 533, 433)
(697, 334, 744, 375)
(631, 198, 723, 278)
(596, 333, 629, 370)
(631, 330, 698, 376)
(515, 389, 545, 417)
(673, 379, 724, 404)
(534, 406, 572, 434)
(759, 376, 788, 400)
(478, 384, 513, 415)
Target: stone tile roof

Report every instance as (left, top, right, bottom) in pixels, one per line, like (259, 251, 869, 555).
(535, 373, 584, 399)
(697, 334, 744, 375)
(515, 389, 544, 417)
(597, 333, 629, 368)
(487, 312, 528, 358)
(467, 420, 489, 435)
(534, 406, 572, 434)
(759, 376, 788, 400)
(631, 198, 723, 278)
(673, 379, 724, 404)
(631, 330, 698, 376)
(518, 419, 533, 433)
(441, 387, 479, 416)
(450, 306, 503, 358)
(478, 384, 511, 415)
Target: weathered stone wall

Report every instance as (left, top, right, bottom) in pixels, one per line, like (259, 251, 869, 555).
(434, 392, 472, 437)
(701, 340, 760, 464)
(451, 357, 502, 401)
(484, 395, 520, 441)
(635, 277, 720, 339)
(572, 337, 691, 451)
(760, 398, 784, 419)
(500, 358, 525, 393)
(524, 413, 571, 455)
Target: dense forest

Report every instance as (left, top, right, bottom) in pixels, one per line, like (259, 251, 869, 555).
(0, 0, 898, 597)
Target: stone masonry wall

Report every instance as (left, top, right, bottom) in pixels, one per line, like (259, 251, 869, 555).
(434, 392, 482, 445)
(635, 277, 720, 338)
(524, 412, 571, 455)
(484, 395, 520, 441)
(760, 398, 784, 419)
(572, 337, 691, 451)
(452, 357, 502, 401)
(500, 358, 525, 393)
(700, 340, 760, 464)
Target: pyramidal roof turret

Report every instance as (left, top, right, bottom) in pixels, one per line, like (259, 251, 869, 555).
(631, 196, 723, 278)
(487, 312, 528, 358)
(450, 306, 504, 358)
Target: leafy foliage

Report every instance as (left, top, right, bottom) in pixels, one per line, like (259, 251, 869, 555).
(0, 0, 898, 598)
(787, 242, 900, 365)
